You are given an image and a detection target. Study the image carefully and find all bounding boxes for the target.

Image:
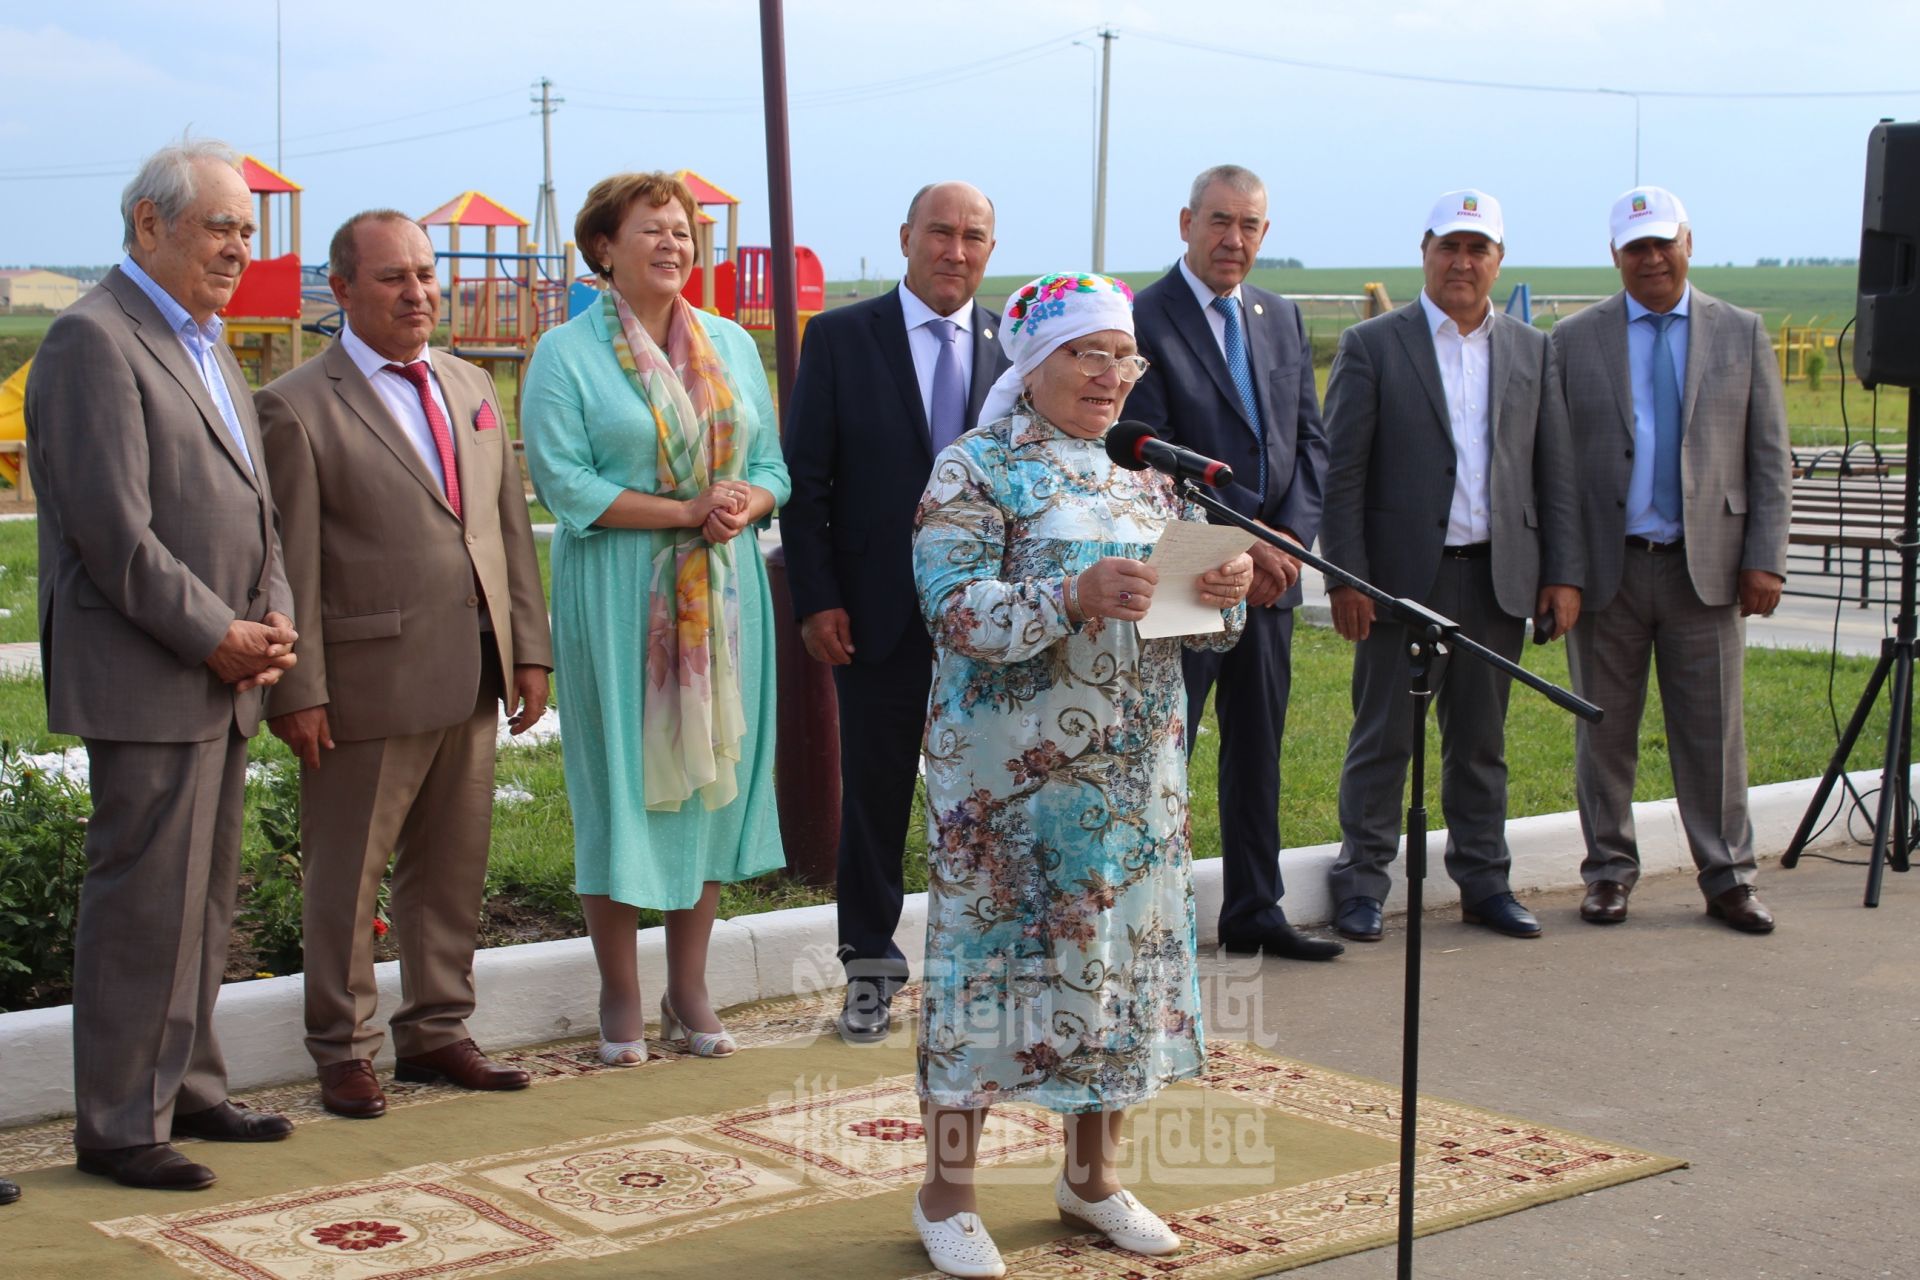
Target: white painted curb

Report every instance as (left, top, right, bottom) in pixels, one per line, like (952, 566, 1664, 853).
(0, 768, 1897, 1127)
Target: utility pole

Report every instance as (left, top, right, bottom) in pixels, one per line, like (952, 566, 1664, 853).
(275, 0, 284, 172)
(1093, 27, 1115, 274)
(530, 78, 564, 258)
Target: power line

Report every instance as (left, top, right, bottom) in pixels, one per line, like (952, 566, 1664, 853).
(1134, 31, 1920, 100)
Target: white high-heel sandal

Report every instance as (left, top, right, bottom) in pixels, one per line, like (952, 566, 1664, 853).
(1054, 1175, 1182, 1255)
(912, 1189, 1006, 1278)
(659, 993, 736, 1058)
(596, 1037, 647, 1067)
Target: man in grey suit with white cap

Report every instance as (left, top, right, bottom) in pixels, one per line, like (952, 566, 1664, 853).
(1321, 190, 1584, 942)
(1551, 187, 1790, 933)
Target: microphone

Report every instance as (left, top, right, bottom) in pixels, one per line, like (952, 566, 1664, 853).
(1104, 420, 1235, 489)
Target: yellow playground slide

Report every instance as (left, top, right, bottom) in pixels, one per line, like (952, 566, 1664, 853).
(0, 358, 26, 486)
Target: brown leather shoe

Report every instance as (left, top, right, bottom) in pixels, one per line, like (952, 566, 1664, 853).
(0, 1176, 18, 1205)
(76, 1143, 217, 1190)
(1580, 880, 1631, 924)
(171, 1100, 294, 1143)
(394, 1039, 530, 1091)
(318, 1059, 388, 1119)
(1707, 885, 1775, 933)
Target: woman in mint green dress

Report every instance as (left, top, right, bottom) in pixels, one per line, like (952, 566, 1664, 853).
(522, 171, 789, 1065)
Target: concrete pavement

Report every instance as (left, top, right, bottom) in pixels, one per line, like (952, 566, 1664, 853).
(1204, 856, 1919, 1278)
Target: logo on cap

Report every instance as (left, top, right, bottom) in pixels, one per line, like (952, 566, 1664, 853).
(1462, 196, 1479, 213)
(1631, 194, 1648, 213)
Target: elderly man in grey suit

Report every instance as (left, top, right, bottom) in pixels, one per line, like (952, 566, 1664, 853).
(26, 140, 300, 1190)
(1321, 190, 1584, 942)
(1552, 187, 1790, 933)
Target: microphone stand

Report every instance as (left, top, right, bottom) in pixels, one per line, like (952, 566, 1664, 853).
(1176, 479, 1601, 1280)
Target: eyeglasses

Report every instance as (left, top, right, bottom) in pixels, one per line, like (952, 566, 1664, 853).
(1063, 345, 1150, 382)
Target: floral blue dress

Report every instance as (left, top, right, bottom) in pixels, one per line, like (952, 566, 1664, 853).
(911, 405, 1246, 1114)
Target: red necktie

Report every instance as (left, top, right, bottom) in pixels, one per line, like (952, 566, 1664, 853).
(385, 361, 462, 518)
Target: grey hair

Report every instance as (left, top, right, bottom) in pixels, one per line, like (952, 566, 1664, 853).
(1186, 164, 1265, 213)
(120, 138, 244, 252)
(329, 209, 425, 281)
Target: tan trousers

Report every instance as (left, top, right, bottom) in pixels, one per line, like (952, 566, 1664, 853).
(299, 672, 501, 1066)
(74, 729, 248, 1150)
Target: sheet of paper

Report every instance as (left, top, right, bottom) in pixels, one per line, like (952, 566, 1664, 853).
(1135, 520, 1257, 640)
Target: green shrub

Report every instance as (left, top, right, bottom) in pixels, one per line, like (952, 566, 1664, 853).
(1806, 348, 1826, 394)
(0, 742, 90, 1011)
(240, 762, 305, 975)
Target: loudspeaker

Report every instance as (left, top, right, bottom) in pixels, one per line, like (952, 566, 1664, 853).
(1857, 120, 1920, 388)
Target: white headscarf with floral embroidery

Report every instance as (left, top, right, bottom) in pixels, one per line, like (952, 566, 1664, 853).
(977, 272, 1135, 426)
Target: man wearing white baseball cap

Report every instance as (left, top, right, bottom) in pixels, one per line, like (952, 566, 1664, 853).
(1321, 189, 1584, 942)
(1550, 187, 1790, 933)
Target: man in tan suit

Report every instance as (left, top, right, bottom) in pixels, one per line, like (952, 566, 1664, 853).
(258, 210, 552, 1118)
(1551, 187, 1791, 933)
(28, 139, 299, 1191)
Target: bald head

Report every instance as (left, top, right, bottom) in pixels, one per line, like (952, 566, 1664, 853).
(899, 182, 997, 316)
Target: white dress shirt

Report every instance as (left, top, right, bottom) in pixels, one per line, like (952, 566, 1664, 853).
(1622, 284, 1692, 543)
(1178, 256, 1242, 359)
(899, 285, 976, 429)
(1419, 289, 1494, 546)
(340, 322, 455, 493)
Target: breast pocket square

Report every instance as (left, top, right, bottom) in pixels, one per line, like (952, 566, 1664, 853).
(473, 401, 500, 432)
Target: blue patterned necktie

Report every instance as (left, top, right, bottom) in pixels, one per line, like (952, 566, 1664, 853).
(1646, 311, 1682, 522)
(927, 318, 966, 453)
(1210, 295, 1266, 497)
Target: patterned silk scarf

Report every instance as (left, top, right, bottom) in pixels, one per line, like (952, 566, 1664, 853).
(605, 290, 748, 811)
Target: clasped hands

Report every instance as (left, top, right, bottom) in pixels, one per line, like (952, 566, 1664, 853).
(686, 480, 756, 545)
(206, 611, 298, 692)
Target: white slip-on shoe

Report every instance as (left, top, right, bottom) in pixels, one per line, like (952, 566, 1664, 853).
(1054, 1175, 1182, 1256)
(912, 1189, 1007, 1278)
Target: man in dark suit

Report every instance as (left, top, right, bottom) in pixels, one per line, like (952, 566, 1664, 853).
(782, 181, 1010, 1041)
(1128, 164, 1341, 961)
(26, 140, 299, 1191)
(1321, 190, 1584, 942)
(1552, 187, 1790, 933)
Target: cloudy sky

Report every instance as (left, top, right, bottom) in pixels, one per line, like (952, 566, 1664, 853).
(0, 0, 1912, 277)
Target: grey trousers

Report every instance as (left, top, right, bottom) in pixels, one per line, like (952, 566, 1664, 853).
(1329, 556, 1525, 906)
(1566, 545, 1755, 897)
(73, 729, 248, 1150)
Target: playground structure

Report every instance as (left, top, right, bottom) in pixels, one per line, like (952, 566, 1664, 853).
(673, 170, 824, 332)
(220, 156, 306, 383)
(1775, 318, 1845, 384)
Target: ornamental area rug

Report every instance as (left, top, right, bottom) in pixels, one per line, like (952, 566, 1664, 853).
(0, 988, 1684, 1279)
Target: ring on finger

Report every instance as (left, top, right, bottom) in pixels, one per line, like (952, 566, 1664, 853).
(1119, 591, 1131, 603)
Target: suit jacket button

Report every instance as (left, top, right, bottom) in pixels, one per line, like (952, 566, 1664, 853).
(1616, 500, 1626, 508)
(1625, 448, 1634, 458)
(467, 595, 479, 607)
(1445, 467, 1456, 477)
(1436, 519, 1446, 528)
(466, 533, 476, 544)
(248, 587, 261, 600)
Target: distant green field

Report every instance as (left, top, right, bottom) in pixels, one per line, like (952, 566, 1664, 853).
(0, 314, 55, 338)
(827, 264, 1861, 336)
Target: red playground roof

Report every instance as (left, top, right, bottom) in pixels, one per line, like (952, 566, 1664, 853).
(240, 156, 301, 194)
(675, 170, 740, 206)
(420, 191, 529, 228)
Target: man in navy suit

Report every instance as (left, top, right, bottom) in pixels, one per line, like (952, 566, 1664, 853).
(1129, 164, 1343, 961)
(782, 181, 1010, 1041)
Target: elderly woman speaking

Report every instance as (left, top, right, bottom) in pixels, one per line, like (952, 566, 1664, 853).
(908, 273, 1253, 1278)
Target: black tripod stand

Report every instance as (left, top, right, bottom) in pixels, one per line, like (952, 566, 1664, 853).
(1781, 396, 1919, 904)
(1177, 481, 1602, 1280)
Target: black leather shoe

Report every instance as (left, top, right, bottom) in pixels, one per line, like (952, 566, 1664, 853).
(1219, 917, 1345, 961)
(1580, 880, 1631, 924)
(838, 977, 894, 1044)
(171, 1100, 294, 1143)
(1462, 892, 1541, 938)
(76, 1143, 217, 1191)
(1334, 897, 1384, 942)
(0, 1176, 18, 1205)
(1707, 885, 1775, 933)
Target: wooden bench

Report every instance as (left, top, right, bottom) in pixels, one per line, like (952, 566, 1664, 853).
(1788, 472, 1911, 605)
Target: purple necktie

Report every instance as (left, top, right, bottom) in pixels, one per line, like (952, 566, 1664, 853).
(927, 318, 966, 453)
